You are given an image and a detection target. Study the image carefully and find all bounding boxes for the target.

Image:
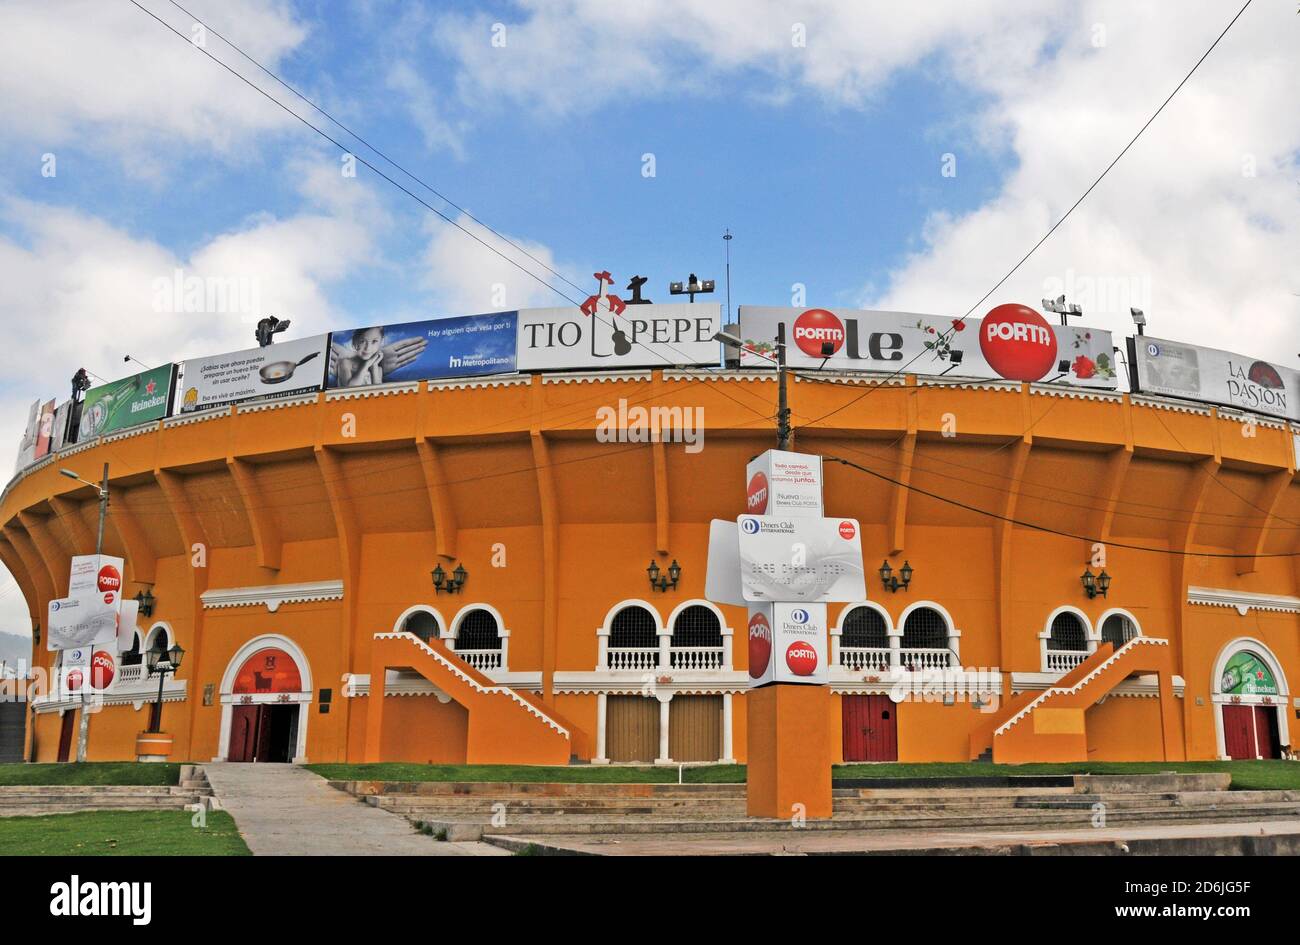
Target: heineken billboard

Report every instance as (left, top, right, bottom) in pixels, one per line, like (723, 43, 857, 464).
(77, 366, 174, 440)
(1220, 650, 1278, 697)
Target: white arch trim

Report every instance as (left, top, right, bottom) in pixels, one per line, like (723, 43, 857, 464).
(1211, 637, 1291, 760)
(1041, 605, 1092, 639)
(666, 598, 732, 637)
(1096, 607, 1143, 640)
(450, 602, 511, 639)
(597, 598, 664, 637)
(832, 600, 894, 635)
(215, 633, 314, 764)
(896, 600, 961, 661)
(143, 620, 175, 652)
(392, 604, 447, 637)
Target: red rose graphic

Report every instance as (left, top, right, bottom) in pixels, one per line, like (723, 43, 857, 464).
(1072, 355, 1096, 379)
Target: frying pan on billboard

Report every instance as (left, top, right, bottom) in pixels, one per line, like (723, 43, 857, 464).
(1130, 336, 1298, 421)
(175, 335, 328, 413)
(737, 304, 1118, 388)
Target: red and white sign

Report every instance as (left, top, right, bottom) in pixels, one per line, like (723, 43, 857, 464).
(48, 554, 124, 651)
(88, 649, 117, 694)
(736, 516, 865, 603)
(747, 603, 828, 686)
(738, 306, 1116, 387)
(744, 449, 822, 518)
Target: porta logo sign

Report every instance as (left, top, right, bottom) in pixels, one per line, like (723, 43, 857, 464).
(838, 521, 856, 540)
(785, 640, 818, 676)
(792, 308, 845, 357)
(96, 564, 121, 593)
(979, 303, 1057, 381)
(748, 612, 772, 679)
(746, 471, 769, 514)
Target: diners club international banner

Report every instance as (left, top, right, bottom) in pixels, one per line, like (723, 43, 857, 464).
(175, 334, 328, 413)
(737, 305, 1118, 388)
(327, 312, 517, 387)
(77, 365, 173, 439)
(1130, 336, 1299, 421)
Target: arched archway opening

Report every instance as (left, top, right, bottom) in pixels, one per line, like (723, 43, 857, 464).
(217, 637, 312, 764)
(1213, 640, 1289, 760)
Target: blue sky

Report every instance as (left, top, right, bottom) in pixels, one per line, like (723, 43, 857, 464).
(0, 0, 1296, 634)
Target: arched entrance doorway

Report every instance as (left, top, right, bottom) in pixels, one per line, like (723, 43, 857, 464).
(1213, 639, 1289, 760)
(217, 636, 312, 763)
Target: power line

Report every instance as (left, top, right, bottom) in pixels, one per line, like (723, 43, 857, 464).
(794, 0, 1255, 432)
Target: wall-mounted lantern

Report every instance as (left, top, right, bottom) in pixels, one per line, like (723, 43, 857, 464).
(1080, 567, 1111, 599)
(134, 588, 156, 618)
(647, 559, 681, 593)
(432, 563, 468, 594)
(878, 559, 913, 593)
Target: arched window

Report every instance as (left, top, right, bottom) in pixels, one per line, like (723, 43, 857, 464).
(901, 607, 947, 651)
(1049, 612, 1088, 651)
(149, 627, 170, 657)
(842, 606, 888, 649)
(121, 632, 143, 666)
(457, 609, 502, 650)
(1101, 614, 1137, 650)
(670, 605, 722, 648)
(609, 605, 659, 649)
(401, 609, 439, 643)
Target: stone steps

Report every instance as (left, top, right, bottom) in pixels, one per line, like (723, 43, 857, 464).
(0, 765, 214, 816)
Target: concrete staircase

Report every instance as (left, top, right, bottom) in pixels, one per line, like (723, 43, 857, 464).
(0, 764, 214, 817)
(330, 773, 1300, 842)
(366, 632, 588, 764)
(983, 638, 1181, 763)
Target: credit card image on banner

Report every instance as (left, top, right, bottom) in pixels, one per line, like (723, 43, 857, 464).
(736, 516, 866, 603)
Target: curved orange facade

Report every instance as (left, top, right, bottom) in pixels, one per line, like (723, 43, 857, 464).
(4, 369, 1298, 766)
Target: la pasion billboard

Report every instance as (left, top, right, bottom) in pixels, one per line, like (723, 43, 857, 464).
(327, 312, 517, 387)
(738, 305, 1118, 388)
(1130, 335, 1297, 421)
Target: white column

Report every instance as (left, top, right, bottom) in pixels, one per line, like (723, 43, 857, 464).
(655, 694, 672, 764)
(594, 692, 609, 763)
(722, 627, 734, 670)
(722, 692, 735, 763)
(498, 630, 510, 672)
(596, 628, 609, 671)
(658, 629, 672, 671)
(829, 627, 842, 669)
(888, 629, 902, 669)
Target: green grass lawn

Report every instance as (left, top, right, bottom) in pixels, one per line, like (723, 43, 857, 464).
(0, 810, 249, 856)
(309, 759, 1300, 791)
(0, 763, 181, 786)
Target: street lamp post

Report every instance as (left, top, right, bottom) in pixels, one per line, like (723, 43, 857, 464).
(145, 642, 185, 734)
(58, 463, 109, 764)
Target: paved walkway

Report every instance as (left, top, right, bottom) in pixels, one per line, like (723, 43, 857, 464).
(203, 764, 507, 856)
(493, 819, 1300, 856)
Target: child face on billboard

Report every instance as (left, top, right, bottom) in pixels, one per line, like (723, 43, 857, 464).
(352, 326, 385, 358)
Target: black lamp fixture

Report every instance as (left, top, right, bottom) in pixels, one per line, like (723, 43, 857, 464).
(647, 559, 681, 593)
(133, 587, 155, 618)
(145, 641, 185, 735)
(432, 562, 468, 594)
(1080, 567, 1111, 599)
(878, 559, 913, 593)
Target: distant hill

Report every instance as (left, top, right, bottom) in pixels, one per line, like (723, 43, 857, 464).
(0, 631, 31, 673)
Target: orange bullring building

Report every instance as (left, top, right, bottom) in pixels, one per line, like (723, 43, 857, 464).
(4, 336, 1300, 768)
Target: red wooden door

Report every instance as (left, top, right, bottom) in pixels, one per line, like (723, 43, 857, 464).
(842, 695, 898, 762)
(1222, 705, 1256, 760)
(1253, 706, 1280, 759)
(228, 705, 259, 762)
(57, 712, 76, 762)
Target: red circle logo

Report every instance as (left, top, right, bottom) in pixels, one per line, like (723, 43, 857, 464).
(66, 669, 84, 692)
(785, 640, 819, 676)
(96, 564, 121, 594)
(103, 592, 115, 605)
(746, 471, 769, 514)
(979, 303, 1057, 381)
(748, 612, 772, 679)
(91, 650, 116, 691)
(838, 520, 856, 540)
(792, 309, 844, 358)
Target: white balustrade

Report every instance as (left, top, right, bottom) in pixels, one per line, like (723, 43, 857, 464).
(839, 647, 891, 672)
(606, 647, 660, 671)
(898, 647, 953, 670)
(1046, 649, 1088, 673)
(668, 646, 724, 671)
(454, 648, 503, 671)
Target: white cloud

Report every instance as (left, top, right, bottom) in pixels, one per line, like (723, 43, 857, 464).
(421, 213, 575, 314)
(0, 0, 307, 172)
(866, 1, 1300, 355)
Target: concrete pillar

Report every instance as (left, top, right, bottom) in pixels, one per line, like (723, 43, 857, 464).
(656, 694, 672, 764)
(594, 692, 609, 763)
(722, 692, 735, 763)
